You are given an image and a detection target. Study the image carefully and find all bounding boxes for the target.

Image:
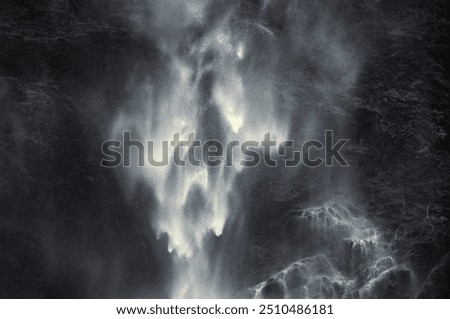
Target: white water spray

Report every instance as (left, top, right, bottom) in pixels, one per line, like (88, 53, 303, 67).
(114, 0, 361, 297)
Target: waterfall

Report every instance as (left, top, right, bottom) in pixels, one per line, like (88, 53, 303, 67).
(113, 0, 373, 298)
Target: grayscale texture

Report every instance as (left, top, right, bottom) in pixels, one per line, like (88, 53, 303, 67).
(0, 0, 449, 298)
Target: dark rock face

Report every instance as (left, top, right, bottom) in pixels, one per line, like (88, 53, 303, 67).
(418, 253, 450, 298)
(249, 201, 415, 298)
(0, 0, 171, 298)
(360, 266, 413, 299)
(1, 0, 449, 298)
(260, 278, 285, 299)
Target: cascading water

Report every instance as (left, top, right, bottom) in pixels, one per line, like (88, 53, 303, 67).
(2, 0, 448, 302)
(111, 0, 412, 298)
(116, 1, 290, 298)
